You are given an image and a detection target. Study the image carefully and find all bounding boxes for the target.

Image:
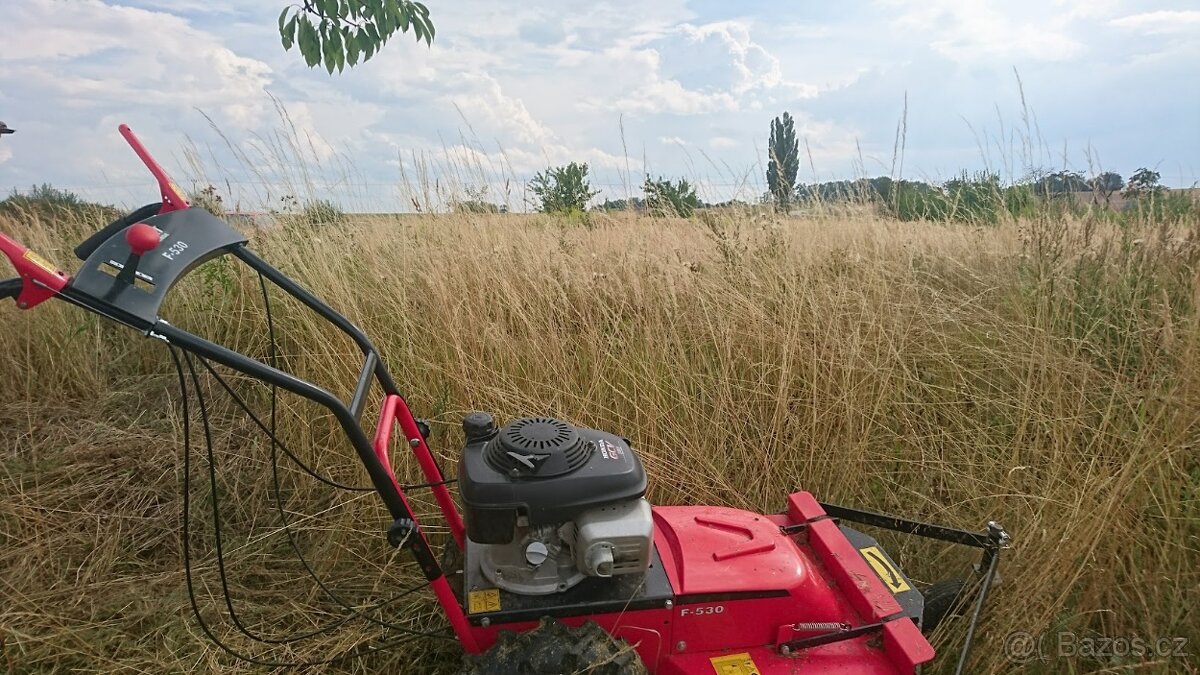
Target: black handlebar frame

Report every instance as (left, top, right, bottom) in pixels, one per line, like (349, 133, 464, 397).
(0, 278, 21, 301)
(74, 202, 162, 261)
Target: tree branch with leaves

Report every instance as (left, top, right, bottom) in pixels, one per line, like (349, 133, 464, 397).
(279, 0, 435, 74)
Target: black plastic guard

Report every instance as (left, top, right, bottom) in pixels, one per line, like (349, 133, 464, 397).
(68, 208, 248, 325)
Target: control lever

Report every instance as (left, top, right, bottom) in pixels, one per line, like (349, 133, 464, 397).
(117, 222, 161, 286)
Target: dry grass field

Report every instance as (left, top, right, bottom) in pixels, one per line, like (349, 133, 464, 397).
(1, 205, 1197, 673)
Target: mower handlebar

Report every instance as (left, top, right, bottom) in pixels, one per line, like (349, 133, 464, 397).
(74, 202, 162, 261)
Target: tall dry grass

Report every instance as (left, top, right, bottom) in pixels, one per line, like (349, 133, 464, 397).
(1, 204, 1197, 674)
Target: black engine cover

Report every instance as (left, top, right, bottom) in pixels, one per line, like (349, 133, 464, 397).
(458, 414, 647, 544)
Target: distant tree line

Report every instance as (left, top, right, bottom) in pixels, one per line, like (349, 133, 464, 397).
(521, 110, 1180, 221)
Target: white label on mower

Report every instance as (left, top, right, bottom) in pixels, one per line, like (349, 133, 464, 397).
(679, 605, 725, 617)
(161, 240, 190, 261)
(598, 439, 625, 461)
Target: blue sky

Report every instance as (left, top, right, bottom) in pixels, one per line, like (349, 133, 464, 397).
(0, 0, 1197, 211)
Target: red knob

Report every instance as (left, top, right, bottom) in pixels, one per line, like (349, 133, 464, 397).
(126, 222, 161, 256)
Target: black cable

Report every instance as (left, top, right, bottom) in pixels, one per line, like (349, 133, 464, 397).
(185, 277, 455, 495)
(184, 349, 451, 643)
(169, 345, 428, 667)
(189, 356, 457, 493)
(254, 273, 453, 638)
(183, 351, 348, 644)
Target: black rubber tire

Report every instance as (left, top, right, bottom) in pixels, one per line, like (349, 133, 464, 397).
(922, 578, 968, 633)
(458, 617, 648, 675)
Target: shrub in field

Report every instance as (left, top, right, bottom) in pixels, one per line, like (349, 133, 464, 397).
(0, 183, 118, 223)
(891, 181, 950, 221)
(595, 197, 646, 212)
(529, 162, 599, 214)
(450, 185, 506, 214)
(188, 184, 227, 217)
(891, 172, 1039, 224)
(451, 199, 504, 214)
(642, 176, 700, 217)
(295, 198, 346, 226)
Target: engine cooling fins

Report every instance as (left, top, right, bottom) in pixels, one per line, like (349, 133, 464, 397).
(485, 417, 593, 477)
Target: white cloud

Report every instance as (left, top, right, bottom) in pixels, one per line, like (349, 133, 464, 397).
(449, 74, 557, 147)
(678, 21, 818, 99)
(607, 78, 741, 115)
(1109, 10, 1200, 35)
(879, 0, 1085, 62)
(3, 0, 272, 129)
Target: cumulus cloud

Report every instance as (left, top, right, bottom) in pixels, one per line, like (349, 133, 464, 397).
(4, 0, 272, 128)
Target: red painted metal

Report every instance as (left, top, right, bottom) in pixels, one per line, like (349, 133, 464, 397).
(369, 406, 478, 652)
(391, 395, 466, 550)
(658, 642, 915, 674)
(471, 492, 934, 673)
(118, 124, 189, 213)
(0, 232, 68, 309)
(432, 576, 480, 654)
(371, 394, 405, 495)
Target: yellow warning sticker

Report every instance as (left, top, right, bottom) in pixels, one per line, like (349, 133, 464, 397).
(710, 652, 760, 675)
(467, 589, 501, 614)
(23, 250, 58, 276)
(859, 546, 911, 593)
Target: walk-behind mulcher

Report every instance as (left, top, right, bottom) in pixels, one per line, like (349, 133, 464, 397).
(1, 125, 1010, 674)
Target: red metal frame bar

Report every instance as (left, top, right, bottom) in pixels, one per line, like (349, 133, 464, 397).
(372, 393, 466, 550)
(0, 231, 68, 309)
(371, 393, 475, 650)
(118, 124, 190, 213)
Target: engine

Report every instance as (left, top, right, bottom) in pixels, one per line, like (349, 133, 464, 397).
(457, 413, 653, 595)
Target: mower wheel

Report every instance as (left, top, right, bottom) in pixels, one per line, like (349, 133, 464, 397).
(921, 578, 968, 633)
(458, 617, 647, 675)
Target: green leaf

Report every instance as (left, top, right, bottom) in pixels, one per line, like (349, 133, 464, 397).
(414, 1, 429, 16)
(320, 0, 338, 18)
(323, 36, 337, 74)
(398, 6, 409, 32)
(411, 17, 424, 42)
(421, 14, 433, 43)
(383, 0, 401, 34)
(346, 32, 361, 66)
(327, 23, 343, 52)
(371, 0, 387, 32)
(277, 7, 290, 33)
(281, 14, 298, 50)
(326, 25, 343, 72)
(298, 18, 321, 67)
